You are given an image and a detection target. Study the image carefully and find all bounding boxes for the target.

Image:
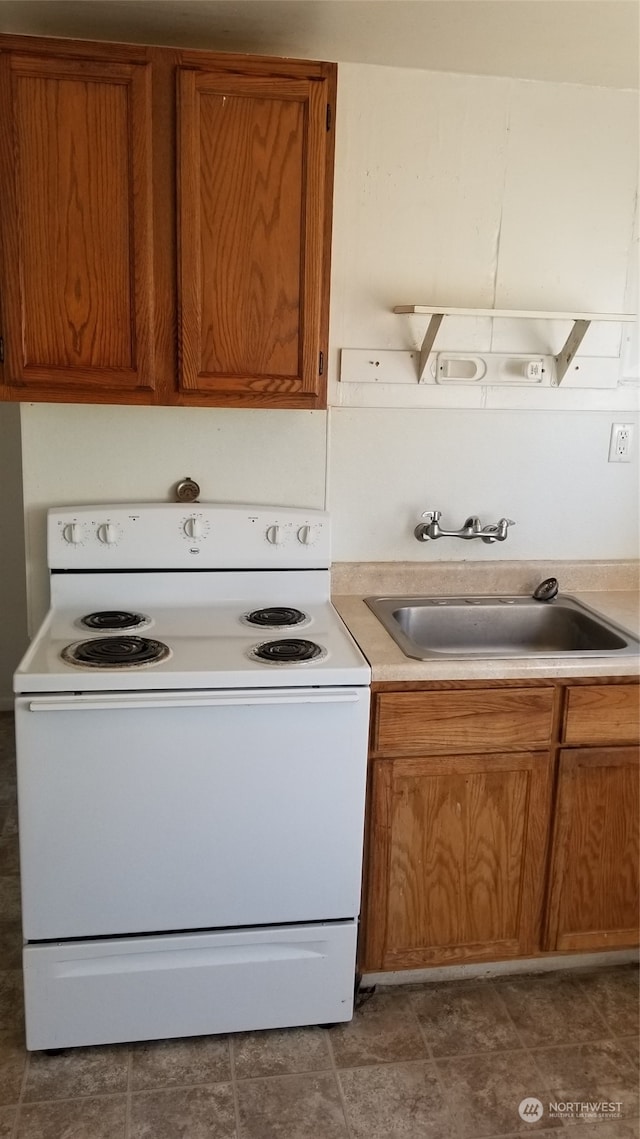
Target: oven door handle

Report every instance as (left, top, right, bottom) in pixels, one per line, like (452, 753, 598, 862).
(27, 691, 363, 712)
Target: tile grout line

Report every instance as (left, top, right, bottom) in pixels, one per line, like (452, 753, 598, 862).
(486, 975, 539, 1052)
(13, 1024, 637, 1110)
(19, 1065, 348, 1106)
(17, 1088, 130, 1107)
(487, 974, 639, 1133)
(228, 1036, 243, 1139)
(485, 974, 554, 1097)
(124, 1047, 133, 1139)
(487, 976, 587, 1128)
(408, 992, 466, 1139)
(487, 973, 633, 1083)
(10, 1040, 31, 1139)
(573, 973, 630, 1039)
(324, 1028, 355, 1139)
(408, 980, 630, 1136)
(617, 1035, 640, 1068)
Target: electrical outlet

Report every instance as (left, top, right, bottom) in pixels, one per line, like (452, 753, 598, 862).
(608, 423, 634, 463)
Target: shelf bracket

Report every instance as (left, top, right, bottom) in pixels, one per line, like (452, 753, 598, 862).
(553, 319, 591, 385)
(394, 306, 635, 385)
(418, 313, 444, 381)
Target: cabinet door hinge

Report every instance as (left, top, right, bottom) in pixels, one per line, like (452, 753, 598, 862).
(0, 336, 4, 365)
(319, 351, 324, 376)
(326, 104, 332, 131)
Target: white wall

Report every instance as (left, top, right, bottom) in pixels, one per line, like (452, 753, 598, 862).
(329, 64, 638, 385)
(325, 63, 639, 561)
(0, 405, 28, 704)
(1, 0, 637, 90)
(328, 407, 639, 562)
(18, 61, 639, 626)
(20, 406, 327, 631)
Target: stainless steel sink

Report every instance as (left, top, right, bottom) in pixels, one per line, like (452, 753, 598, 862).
(364, 594, 640, 660)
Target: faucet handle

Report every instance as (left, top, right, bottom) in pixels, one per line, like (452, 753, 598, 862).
(495, 518, 516, 541)
(420, 509, 441, 522)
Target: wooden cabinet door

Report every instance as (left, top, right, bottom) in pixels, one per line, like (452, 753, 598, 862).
(545, 747, 639, 953)
(362, 751, 552, 971)
(0, 48, 156, 400)
(177, 67, 333, 407)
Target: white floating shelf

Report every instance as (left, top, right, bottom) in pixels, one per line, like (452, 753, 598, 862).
(393, 306, 636, 322)
(393, 306, 637, 385)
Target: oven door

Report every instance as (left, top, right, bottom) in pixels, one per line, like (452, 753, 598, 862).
(15, 688, 369, 940)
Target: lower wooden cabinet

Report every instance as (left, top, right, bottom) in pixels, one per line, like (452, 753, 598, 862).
(360, 679, 639, 973)
(363, 750, 552, 971)
(545, 747, 639, 952)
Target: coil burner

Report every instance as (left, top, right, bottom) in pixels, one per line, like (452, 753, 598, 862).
(79, 611, 150, 631)
(61, 636, 170, 669)
(242, 607, 309, 630)
(248, 638, 326, 665)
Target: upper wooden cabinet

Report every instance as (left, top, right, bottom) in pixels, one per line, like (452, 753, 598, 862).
(0, 35, 336, 408)
(0, 48, 156, 399)
(178, 69, 329, 402)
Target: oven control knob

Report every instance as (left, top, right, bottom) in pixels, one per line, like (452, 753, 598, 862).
(183, 516, 204, 540)
(297, 524, 319, 546)
(62, 522, 84, 545)
(266, 524, 284, 546)
(97, 523, 119, 545)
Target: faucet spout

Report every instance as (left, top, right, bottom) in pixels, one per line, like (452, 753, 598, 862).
(460, 516, 482, 538)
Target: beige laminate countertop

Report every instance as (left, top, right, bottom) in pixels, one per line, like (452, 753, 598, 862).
(333, 589, 640, 683)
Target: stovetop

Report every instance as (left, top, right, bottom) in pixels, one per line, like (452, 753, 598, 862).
(16, 602, 368, 691)
(15, 504, 371, 693)
(15, 577, 370, 693)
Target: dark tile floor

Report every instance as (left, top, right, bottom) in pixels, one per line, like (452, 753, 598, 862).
(0, 711, 638, 1138)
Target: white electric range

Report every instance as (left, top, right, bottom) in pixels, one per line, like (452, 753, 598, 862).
(14, 503, 371, 1051)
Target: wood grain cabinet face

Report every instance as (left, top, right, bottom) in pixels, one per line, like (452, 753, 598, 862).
(563, 684, 640, 745)
(545, 747, 639, 953)
(0, 50, 155, 398)
(364, 750, 552, 972)
(0, 35, 336, 408)
(361, 679, 639, 973)
(178, 70, 330, 405)
(373, 688, 555, 756)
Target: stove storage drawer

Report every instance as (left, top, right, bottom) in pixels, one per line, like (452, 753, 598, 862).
(15, 688, 370, 940)
(23, 922, 357, 1050)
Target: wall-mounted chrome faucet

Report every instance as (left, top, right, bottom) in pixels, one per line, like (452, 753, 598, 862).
(414, 510, 515, 545)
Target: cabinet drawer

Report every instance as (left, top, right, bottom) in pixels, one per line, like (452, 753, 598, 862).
(563, 685, 640, 745)
(373, 688, 555, 755)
